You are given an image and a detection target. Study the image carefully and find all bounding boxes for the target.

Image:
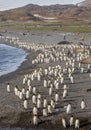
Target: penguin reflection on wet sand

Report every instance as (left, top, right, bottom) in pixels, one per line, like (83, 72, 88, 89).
(33, 114, 38, 125)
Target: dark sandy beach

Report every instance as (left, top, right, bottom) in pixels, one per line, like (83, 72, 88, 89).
(0, 30, 91, 130)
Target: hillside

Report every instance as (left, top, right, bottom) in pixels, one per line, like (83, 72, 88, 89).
(0, 2, 91, 23)
(77, 0, 91, 7)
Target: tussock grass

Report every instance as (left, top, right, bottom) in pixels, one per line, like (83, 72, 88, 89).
(0, 21, 91, 33)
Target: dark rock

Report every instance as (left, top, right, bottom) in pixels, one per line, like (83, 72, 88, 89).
(57, 41, 70, 45)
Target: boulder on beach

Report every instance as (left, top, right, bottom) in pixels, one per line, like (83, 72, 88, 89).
(57, 41, 70, 45)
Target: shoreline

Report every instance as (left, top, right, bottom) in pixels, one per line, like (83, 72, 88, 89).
(0, 36, 38, 83)
(0, 43, 27, 78)
(0, 31, 91, 130)
(0, 49, 34, 83)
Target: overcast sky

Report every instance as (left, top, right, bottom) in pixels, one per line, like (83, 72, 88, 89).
(0, 0, 84, 11)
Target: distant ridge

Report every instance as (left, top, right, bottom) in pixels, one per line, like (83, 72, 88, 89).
(77, 0, 91, 7)
(0, 2, 91, 23)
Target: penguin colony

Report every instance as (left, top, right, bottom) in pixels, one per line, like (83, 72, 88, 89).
(1, 34, 91, 129)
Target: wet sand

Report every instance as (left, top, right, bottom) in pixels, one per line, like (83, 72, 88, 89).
(0, 30, 91, 130)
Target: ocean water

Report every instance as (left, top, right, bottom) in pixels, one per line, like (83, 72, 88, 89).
(0, 44, 27, 76)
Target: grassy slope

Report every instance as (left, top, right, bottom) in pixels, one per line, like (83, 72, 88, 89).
(0, 21, 91, 33)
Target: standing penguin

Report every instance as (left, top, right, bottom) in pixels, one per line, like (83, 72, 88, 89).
(49, 86, 53, 96)
(33, 106, 38, 115)
(89, 73, 91, 78)
(47, 104, 52, 114)
(44, 69, 48, 75)
(63, 89, 68, 99)
(61, 76, 64, 84)
(63, 84, 67, 90)
(31, 74, 34, 81)
(62, 118, 66, 128)
(37, 72, 41, 81)
(28, 85, 32, 92)
(70, 76, 74, 84)
(43, 107, 47, 117)
(23, 99, 28, 109)
(50, 99, 55, 109)
(14, 85, 18, 96)
(22, 87, 26, 95)
(37, 93, 41, 100)
(7, 83, 10, 92)
(23, 77, 26, 84)
(26, 89, 30, 99)
(27, 79, 31, 86)
(32, 94, 36, 105)
(55, 92, 59, 103)
(55, 82, 59, 90)
(44, 80, 47, 88)
(69, 115, 74, 127)
(80, 99, 86, 110)
(37, 98, 41, 109)
(33, 86, 37, 94)
(19, 90, 23, 100)
(43, 98, 47, 108)
(75, 118, 80, 128)
(66, 103, 72, 114)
